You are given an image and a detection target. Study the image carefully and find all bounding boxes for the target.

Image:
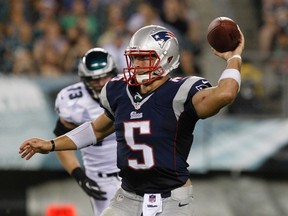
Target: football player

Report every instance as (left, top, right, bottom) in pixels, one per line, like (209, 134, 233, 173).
(53, 48, 120, 216)
(20, 25, 245, 216)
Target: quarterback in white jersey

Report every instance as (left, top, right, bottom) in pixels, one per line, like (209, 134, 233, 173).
(53, 48, 121, 216)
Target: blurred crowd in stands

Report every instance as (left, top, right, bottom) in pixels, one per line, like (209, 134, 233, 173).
(257, 0, 288, 77)
(0, 0, 287, 115)
(229, 0, 288, 115)
(258, 0, 288, 56)
(0, 0, 202, 77)
(258, 0, 288, 104)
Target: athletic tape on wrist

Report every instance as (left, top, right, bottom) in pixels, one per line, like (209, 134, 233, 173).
(65, 121, 97, 149)
(218, 68, 241, 91)
(50, 140, 55, 152)
(227, 54, 242, 62)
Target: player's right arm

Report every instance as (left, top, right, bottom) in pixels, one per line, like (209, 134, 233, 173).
(19, 113, 114, 160)
(192, 29, 245, 119)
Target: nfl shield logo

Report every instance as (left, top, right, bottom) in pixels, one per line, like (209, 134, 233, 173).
(134, 102, 141, 110)
(149, 194, 156, 203)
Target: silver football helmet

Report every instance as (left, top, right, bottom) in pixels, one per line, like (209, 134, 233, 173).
(123, 25, 180, 86)
(78, 48, 118, 100)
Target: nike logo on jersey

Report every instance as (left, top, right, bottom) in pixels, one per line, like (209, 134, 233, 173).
(202, 80, 209, 84)
(178, 203, 188, 207)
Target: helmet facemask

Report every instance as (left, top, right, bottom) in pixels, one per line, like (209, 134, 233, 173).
(83, 78, 100, 100)
(123, 50, 164, 86)
(82, 74, 115, 100)
(78, 48, 118, 100)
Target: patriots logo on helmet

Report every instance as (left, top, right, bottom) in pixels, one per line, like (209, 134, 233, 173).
(151, 31, 176, 48)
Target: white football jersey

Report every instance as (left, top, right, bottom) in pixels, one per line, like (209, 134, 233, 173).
(55, 82, 119, 174)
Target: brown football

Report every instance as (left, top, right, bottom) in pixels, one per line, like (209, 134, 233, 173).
(207, 17, 240, 52)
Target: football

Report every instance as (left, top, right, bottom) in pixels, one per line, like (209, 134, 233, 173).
(207, 17, 240, 52)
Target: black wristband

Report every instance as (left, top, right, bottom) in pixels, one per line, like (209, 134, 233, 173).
(71, 167, 86, 182)
(50, 140, 56, 152)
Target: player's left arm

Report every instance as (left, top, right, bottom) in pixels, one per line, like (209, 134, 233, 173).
(54, 117, 107, 200)
(54, 117, 81, 174)
(19, 113, 115, 160)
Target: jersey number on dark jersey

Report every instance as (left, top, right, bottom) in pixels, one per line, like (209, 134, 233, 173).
(124, 121, 154, 170)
